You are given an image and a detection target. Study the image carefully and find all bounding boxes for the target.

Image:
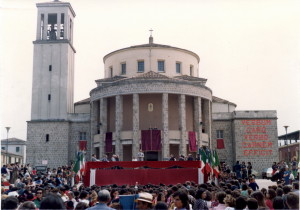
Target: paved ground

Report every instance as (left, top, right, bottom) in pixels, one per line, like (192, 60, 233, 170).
(256, 178, 276, 189)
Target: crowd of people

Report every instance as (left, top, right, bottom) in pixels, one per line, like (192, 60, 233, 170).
(1, 159, 300, 210)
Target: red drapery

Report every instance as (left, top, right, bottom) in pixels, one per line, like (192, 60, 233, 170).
(79, 140, 87, 151)
(105, 132, 113, 153)
(94, 168, 198, 186)
(217, 138, 225, 149)
(141, 130, 161, 151)
(188, 131, 197, 152)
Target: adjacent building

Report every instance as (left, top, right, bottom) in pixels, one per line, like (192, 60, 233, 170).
(27, 0, 279, 175)
(1, 138, 26, 165)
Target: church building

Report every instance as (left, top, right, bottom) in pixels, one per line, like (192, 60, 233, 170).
(27, 0, 279, 174)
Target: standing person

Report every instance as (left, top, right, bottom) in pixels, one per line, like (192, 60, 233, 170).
(137, 149, 144, 161)
(91, 154, 99, 162)
(179, 155, 185, 161)
(248, 178, 259, 191)
(234, 161, 241, 179)
(241, 162, 247, 179)
(193, 188, 208, 210)
(291, 157, 297, 180)
(187, 154, 194, 161)
(173, 191, 190, 210)
(283, 167, 290, 185)
(101, 155, 109, 162)
(1, 165, 8, 175)
(265, 189, 276, 210)
(169, 154, 176, 161)
(247, 162, 252, 177)
(272, 162, 278, 176)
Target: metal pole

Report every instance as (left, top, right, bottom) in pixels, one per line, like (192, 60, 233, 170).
(5, 127, 11, 165)
(284, 125, 289, 146)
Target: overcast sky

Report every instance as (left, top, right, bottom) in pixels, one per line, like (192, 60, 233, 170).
(1, 0, 299, 140)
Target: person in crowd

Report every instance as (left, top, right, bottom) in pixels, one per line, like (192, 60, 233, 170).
(86, 190, 115, 210)
(1, 165, 8, 175)
(247, 198, 258, 210)
(272, 196, 284, 210)
(33, 188, 43, 208)
(193, 188, 208, 210)
(135, 192, 153, 210)
(265, 189, 276, 210)
(286, 192, 299, 210)
(282, 185, 291, 209)
(173, 190, 190, 210)
(283, 167, 291, 186)
(18, 201, 36, 210)
(213, 191, 226, 210)
(75, 202, 89, 209)
(137, 149, 144, 161)
(179, 155, 185, 161)
(2, 196, 19, 210)
(251, 191, 268, 210)
(235, 196, 247, 210)
(291, 157, 297, 179)
(40, 193, 66, 209)
(79, 190, 90, 206)
(241, 162, 247, 179)
(224, 194, 235, 210)
(154, 202, 168, 210)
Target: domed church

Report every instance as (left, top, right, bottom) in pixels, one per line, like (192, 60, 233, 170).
(27, 0, 279, 174)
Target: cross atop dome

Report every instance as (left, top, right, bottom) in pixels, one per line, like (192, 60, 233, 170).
(149, 29, 154, 44)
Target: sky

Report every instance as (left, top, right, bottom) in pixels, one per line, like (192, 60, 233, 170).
(1, 0, 299, 141)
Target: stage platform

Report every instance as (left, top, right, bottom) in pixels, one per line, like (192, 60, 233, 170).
(83, 161, 201, 186)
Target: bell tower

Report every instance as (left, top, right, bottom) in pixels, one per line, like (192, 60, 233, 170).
(31, 0, 76, 120)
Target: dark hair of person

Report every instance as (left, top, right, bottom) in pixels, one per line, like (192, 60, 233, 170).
(216, 191, 227, 204)
(260, 188, 267, 197)
(232, 190, 241, 198)
(225, 189, 232, 195)
(157, 192, 165, 202)
(251, 191, 267, 208)
(235, 196, 247, 210)
(282, 185, 291, 194)
(18, 201, 36, 210)
(154, 202, 168, 210)
(199, 183, 208, 189)
(286, 192, 299, 209)
(267, 189, 276, 200)
(79, 190, 88, 199)
(195, 188, 207, 199)
(272, 196, 284, 209)
(293, 182, 299, 190)
(205, 191, 212, 201)
(173, 190, 190, 210)
(40, 193, 66, 209)
(247, 198, 258, 210)
(276, 188, 283, 197)
(3, 196, 19, 210)
(75, 202, 89, 210)
(242, 184, 248, 191)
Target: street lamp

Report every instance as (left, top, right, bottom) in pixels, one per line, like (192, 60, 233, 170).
(5, 127, 11, 164)
(283, 125, 289, 146)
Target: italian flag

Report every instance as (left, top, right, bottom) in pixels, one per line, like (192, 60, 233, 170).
(212, 150, 220, 178)
(73, 152, 85, 183)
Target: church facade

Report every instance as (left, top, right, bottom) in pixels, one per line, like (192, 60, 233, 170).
(27, 0, 279, 174)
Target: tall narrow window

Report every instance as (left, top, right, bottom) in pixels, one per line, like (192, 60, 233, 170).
(217, 130, 224, 139)
(157, 60, 165, 72)
(40, 14, 44, 40)
(16, 147, 20, 153)
(69, 19, 73, 42)
(48, 94, 51, 101)
(46, 134, 50, 142)
(47, 14, 57, 40)
(190, 65, 194, 76)
(138, 61, 144, 72)
(176, 62, 181, 73)
(121, 63, 126, 75)
(110, 66, 113, 77)
(60, 13, 64, 39)
(79, 132, 87, 140)
(49, 65, 52, 71)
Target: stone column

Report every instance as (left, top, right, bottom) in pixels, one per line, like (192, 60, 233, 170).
(179, 94, 187, 157)
(162, 93, 169, 160)
(203, 99, 210, 147)
(90, 101, 98, 159)
(57, 13, 61, 40)
(132, 94, 140, 159)
(194, 97, 202, 148)
(115, 95, 123, 160)
(43, 13, 48, 40)
(99, 98, 107, 159)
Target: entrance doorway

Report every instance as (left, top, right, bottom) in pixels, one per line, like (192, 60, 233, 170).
(145, 151, 158, 161)
(170, 144, 179, 160)
(123, 145, 132, 161)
